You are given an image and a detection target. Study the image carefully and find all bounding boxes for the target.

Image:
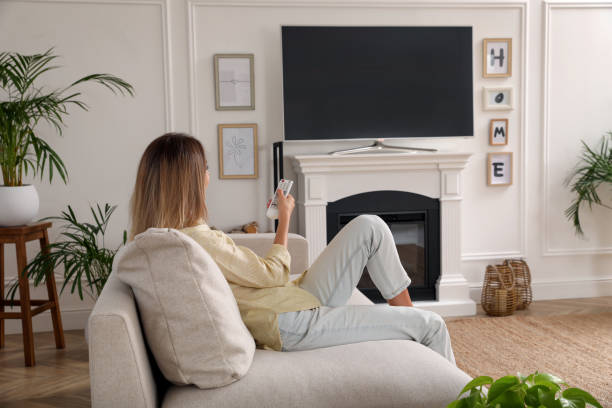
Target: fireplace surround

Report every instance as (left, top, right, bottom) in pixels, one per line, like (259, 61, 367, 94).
(292, 151, 476, 316)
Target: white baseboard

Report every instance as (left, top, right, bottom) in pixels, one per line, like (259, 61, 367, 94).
(4, 278, 610, 335)
(469, 277, 612, 304)
(4, 308, 92, 335)
(414, 299, 477, 317)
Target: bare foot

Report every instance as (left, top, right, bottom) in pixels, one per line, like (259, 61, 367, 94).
(387, 289, 414, 307)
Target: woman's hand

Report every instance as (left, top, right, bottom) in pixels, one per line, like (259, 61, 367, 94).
(276, 189, 295, 222)
(273, 189, 294, 248)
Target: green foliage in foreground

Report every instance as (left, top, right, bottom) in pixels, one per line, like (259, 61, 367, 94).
(8, 203, 126, 301)
(448, 372, 603, 408)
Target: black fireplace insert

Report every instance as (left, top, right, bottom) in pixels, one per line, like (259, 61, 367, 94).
(326, 190, 440, 302)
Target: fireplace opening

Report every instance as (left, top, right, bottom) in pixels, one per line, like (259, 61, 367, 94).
(326, 191, 440, 302)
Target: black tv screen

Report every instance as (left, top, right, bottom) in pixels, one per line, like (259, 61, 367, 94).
(281, 26, 473, 141)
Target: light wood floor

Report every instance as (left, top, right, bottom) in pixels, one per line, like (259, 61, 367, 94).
(1, 296, 611, 408)
(0, 330, 90, 408)
(446, 295, 612, 321)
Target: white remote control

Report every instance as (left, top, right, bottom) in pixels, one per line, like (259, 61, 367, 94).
(266, 179, 294, 219)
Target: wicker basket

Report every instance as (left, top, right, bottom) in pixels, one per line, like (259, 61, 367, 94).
(505, 258, 532, 310)
(482, 263, 519, 316)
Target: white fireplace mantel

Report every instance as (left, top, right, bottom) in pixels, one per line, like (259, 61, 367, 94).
(292, 151, 476, 316)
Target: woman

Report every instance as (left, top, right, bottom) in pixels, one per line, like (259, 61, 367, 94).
(130, 133, 455, 364)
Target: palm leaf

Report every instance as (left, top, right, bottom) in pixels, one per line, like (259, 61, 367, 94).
(0, 48, 133, 186)
(6, 203, 126, 302)
(564, 132, 612, 236)
(69, 73, 135, 96)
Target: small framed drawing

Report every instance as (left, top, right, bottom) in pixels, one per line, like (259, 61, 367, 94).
(214, 54, 255, 110)
(489, 119, 508, 146)
(483, 38, 512, 78)
(483, 87, 513, 111)
(487, 152, 513, 186)
(218, 124, 258, 179)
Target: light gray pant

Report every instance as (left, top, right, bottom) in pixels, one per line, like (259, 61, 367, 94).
(279, 214, 456, 364)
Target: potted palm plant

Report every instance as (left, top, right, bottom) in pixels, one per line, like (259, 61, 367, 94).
(7, 203, 125, 302)
(0, 48, 133, 226)
(564, 132, 612, 236)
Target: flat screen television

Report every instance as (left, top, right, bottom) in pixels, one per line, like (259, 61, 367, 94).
(281, 26, 473, 141)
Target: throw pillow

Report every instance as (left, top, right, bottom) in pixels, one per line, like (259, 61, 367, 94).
(116, 228, 255, 389)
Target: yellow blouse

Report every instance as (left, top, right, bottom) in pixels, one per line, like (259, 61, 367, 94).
(180, 224, 321, 351)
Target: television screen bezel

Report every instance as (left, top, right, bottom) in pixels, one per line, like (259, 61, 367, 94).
(280, 25, 475, 143)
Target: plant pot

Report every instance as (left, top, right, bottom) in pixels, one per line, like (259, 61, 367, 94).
(0, 185, 40, 226)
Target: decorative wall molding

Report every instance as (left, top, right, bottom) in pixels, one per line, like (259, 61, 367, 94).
(4, 0, 174, 131)
(187, 1, 199, 137)
(462, 250, 523, 261)
(541, 1, 612, 257)
(188, 0, 528, 8)
(187, 0, 529, 261)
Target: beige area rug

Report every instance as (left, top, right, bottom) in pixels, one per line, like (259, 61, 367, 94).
(446, 313, 612, 407)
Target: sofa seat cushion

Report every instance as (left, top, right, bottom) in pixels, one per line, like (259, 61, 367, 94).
(116, 228, 255, 389)
(161, 339, 470, 408)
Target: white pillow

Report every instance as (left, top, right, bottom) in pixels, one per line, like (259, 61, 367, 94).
(116, 228, 255, 389)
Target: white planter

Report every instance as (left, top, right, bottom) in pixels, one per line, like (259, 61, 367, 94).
(0, 185, 40, 226)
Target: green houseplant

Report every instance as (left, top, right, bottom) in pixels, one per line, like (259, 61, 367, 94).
(564, 132, 612, 236)
(0, 48, 133, 226)
(448, 372, 602, 408)
(7, 203, 126, 302)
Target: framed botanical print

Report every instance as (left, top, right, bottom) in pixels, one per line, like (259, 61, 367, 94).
(218, 124, 258, 179)
(214, 54, 255, 110)
(483, 38, 512, 78)
(487, 152, 513, 186)
(489, 119, 509, 146)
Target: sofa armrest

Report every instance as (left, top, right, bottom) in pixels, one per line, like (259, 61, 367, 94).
(227, 232, 309, 275)
(88, 272, 158, 408)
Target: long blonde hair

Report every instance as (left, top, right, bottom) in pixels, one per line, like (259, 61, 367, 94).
(129, 133, 208, 239)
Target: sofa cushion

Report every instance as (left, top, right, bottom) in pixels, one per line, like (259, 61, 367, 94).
(116, 228, 255, 389)
(161, 339, 471, 408)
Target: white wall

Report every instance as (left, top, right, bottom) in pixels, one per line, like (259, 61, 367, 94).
(1, 0, 611, 333)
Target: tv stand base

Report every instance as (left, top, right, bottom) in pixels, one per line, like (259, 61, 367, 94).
(330, 139, 437, 155)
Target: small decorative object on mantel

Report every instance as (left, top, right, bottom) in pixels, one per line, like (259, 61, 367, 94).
(242, 221, 258, 233)
(487, 152, 513, 186)
(483, 86, 513, 111)
(228, 221, 259, 234)
(481, 262, 518, 316)
(505, 258, 532, 310)
(489, 118, 508, 146)
(483, 38, 512, 78)
(218, 124, 258, 179)
(214, 53, 255, 110)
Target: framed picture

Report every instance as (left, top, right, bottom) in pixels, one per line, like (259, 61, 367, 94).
(214, 54, 255, 110)
(483, 87, 513, 111)
(487, 152, 513, 186)
(218, 124, 258, 179)
(489, 119, 509, 146)
(483, 38, 512, 78)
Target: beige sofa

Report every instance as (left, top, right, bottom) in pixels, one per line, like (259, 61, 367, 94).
(88, 233, 470, 408)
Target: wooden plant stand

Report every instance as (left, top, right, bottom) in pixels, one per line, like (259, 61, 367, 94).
(0, 222, 65, 366)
